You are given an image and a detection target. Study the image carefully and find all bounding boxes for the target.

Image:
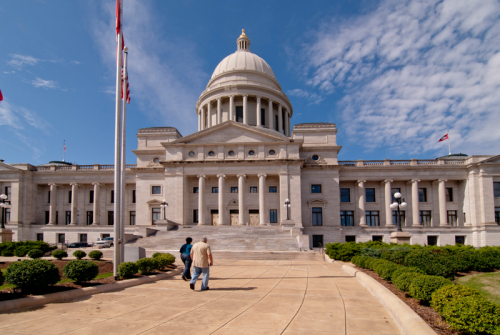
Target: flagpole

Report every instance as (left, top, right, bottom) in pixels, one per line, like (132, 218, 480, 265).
(113, 0, 123, 278)
(447, 130, 451, 155)
(120, 46, 128, 263)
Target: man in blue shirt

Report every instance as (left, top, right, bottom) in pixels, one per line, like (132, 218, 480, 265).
(180, 237, 193, 281)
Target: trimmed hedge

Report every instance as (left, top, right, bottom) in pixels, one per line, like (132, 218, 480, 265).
(156, 254, 175, 270)
(52, 249, 68, 260)
(5, 259, 60, 289)
(393, 272, 422, 292)
(431, 284, 482, 314)
(408, 275, 452, 303)
(441, 296, 500, 334)
(88, 250, 103, 261)
(1, 250, 14, 257)
(152, 252, 163, 258)
(0, 241, 54, 257)
(136, 258, 159, 274)
(63, 260, 99, 283)
(403, 249, 455, 279)
(73, 250, 86, 260)
(118, 262, 138, 279)
(27, 248, 44, 259)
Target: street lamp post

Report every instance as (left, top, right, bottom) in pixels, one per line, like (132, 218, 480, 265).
(390, 192, 407, 232)
(160, 199, 168, 220)
(284, 198, 291, 221)
(0, 194, 11, 229)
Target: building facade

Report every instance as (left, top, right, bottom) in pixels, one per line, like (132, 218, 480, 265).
(1, 31, 500, 248)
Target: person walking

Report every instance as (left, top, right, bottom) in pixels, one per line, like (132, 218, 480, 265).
(189, 237, 213, 291)
(180, 237, 193, 281)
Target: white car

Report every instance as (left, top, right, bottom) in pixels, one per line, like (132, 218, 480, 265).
(94, 237, 114, 248)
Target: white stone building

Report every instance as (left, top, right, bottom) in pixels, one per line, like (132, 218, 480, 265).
(1, 31, 500, 248)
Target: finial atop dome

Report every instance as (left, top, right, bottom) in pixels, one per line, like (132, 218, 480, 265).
(237, 29, 251, 52)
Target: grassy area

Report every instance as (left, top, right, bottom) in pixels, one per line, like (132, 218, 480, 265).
(457, 271, 500, 305)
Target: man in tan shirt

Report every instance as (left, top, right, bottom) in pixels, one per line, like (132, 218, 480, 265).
(189, 237, 213, 291)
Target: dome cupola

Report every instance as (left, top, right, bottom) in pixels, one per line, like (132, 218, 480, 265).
(237, 29, 251, 51)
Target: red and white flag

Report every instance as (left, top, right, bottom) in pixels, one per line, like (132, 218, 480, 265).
(0, 89, 3, 102)
(438, 133, 449, 142)
(121, 69, 130, 104)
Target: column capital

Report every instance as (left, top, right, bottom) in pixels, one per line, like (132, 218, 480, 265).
(278, 103, 282, 107)
(243, 94, 248, 97)
(268, 99, 273, 103)
(357, 180, 366, 185)
(258, 173, 267, 178)
(216, 174, 226, 179)
(256, 96, 261, 99)
(229, 95, 235, 98)
(70, 183, 80, 186)
(411, 179, 420, 183)
(217, 97, 222, 102)
(48, 183, 58, 187)
(237, 174, 246, 179)
(438, 179, 448, 182)
(383, 179, 393, 183)
(92, 182, 101, 186)
(197, 174, 207, 179)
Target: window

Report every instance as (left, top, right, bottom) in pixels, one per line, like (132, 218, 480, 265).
(68, 190, 72, 203)
(152, 208, 161, 223)
(212, 187, 218, 193)
(366, 211, 379, 226)
(45, 211, 49, 224)
(79, 234, 88, 243)
(228, 150, 235, 156)
(236, 106, 243, 122)
(455, 236, 465, 245)
(189, 151, 195, 157)
(420, 210, 432, 226)
(496, 207, 500, 225)
(269, 186, 277, 193)
(193, 187, 199, 193)
(250, 187, 257, 193)
(366, 188, 376, 202)
(446, 188, 453, 202)
(418, 188, 427, 202)
(270, 209, 278, 223)
(89, 190, 94, 204)
(447, 210, 457, 226)
(4, 186, 11, 199)
(392, 211, 406, 226)
(193, 209, 199, 223)
(87, 211, 93, 225)
(58, 233, 65, 244)
(340, 211, 354, 226)
(208, 151, 215, 157)
(340, 188, 350, 202)
(427, 236, 438, 246)
(132, 190, 136, 203)
(5, 208, 10, 223)
(312, 235, 323, 248)
(130, 211, 136, 225)
(269, 150, 276, 156)
(391, 188, 401, 202)
(65, 211, 71, 225)
(312, 207, 323, 226)
(102, 234, 110, 239)
(311, 184, 322, 193)
(110, 190, 114, 203)
(108, 211, 114, 225)
(47, 190, 51, 203)
(36, 233, 43, 241)
(152, 186, 161, 195)
(231, 187, 238, 193)
(275, 115, 279, 131)
(372, 236, 383, 242)
(261, 108, 266, 126)
(312, 155, 319, 161)
(153, 158, 160, 164)
(345, 235, 356, 242)
(494, 182, 500, 198)
(248, 150, 255, 156)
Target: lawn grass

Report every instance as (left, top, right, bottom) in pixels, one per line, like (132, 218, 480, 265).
(457, 271, 500, 305)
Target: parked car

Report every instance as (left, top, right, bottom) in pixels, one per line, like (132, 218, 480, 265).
(68, 242, 89, 248)
(94, 237, 114, 248)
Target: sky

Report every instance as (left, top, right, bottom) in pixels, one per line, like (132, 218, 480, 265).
(1, 0, 499, 165)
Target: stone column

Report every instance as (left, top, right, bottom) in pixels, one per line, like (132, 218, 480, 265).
(201, 106, 206, 130)
(384, 180, 394, 226)
(229, 95, 234, 121)
(237, 174, 246, 225)
(243, 95, 248, 125)
(287, 112, 291, 136)
(256, 96, 262, 127)
(70, 183, 79, 225)
(283, 111, 288, 136)
(411, 179, 421, 226)
(258, 173, 267, 225)
(48, 183, 57, 225)
(198, 175, 206, 225)
(278, 104, 283, 133)
(217, 98, 222, 125)
(358, 180, 366, 226)
(217, 174, 226, 225)
(207, 103, 212, 128)
(438, 179, 448, 226)
(92, 182, 101, 225)
(268, 99, 274, 130)
(198, 110, 201, 131)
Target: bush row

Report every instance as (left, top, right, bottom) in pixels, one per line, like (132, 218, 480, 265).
(118, 253, 175, 279)
(0, 241, 55, 257)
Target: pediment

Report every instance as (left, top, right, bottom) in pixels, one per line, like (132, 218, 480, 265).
(307, 199, 327, 206)
(169, 121, 289, 145)
(147, 199, 163, 206)
(480, 154, 500, 163)
(0, 162, 20, 171)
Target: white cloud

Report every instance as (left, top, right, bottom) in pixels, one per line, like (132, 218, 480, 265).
(0, 100, 51, 133)
(31, 77, 58, 89)
(71, 60, 81, 65)
(287, 89, 324, 105)
(8, 54, 40, 68)
(89, 0, 207, 135)
(298, 0, 500, 156)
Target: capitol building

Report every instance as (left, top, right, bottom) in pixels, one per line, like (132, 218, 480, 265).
(1, 31, 499, 249)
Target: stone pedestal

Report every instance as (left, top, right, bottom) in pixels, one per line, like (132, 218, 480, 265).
(124, 246, 146, 262)
(281, 220, 295, 231)
(154, 219, 178, 231)
(0, 229, 14, 242)
(390, 231, 411, 245)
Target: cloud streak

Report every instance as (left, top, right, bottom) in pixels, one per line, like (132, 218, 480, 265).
(31, 77, 58, 89)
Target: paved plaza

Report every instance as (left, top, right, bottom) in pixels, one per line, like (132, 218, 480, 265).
(0, 260, 402, 335)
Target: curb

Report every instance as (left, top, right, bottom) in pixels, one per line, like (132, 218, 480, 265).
(341, 264, 436, 335)
(0, 268, 182, 314)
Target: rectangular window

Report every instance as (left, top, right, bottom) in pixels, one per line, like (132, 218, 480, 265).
(152, 208, 161, 223)
(58, 233, 65, 244)
(45, 211, 49, 224)
(68, 190, 72, 203)
(392, 211, 406, 226)
(89, 190, 94, 204)
(236, 106, 243, 123)
(65, 211, 71, 225)
(269, 186, 277, 193)
(108, 211, 114, 225)
(231, 187, 238, 193)
(366, 188, 376, 202)
(212, 187, 218, 193)
(36, 233, 43, 241)
(193, 187, 199, 193)
(111, 190, 114, 203)
(5, 186, 11, 199)
(446, 188, 453, 202)
(345, 235, 356, 242)
(372, 236, 383, 242)
(270, 209, 278, 223)
(152, 186, 161, 195)
(130, 211, 136, 225)
(312, 207, 323, 226)
(261, 108, 266, 126)
(311, 184, 322, 193)
(340, 211, 354, 226)
(86, 211, 93, 225)
(250, 187, 257, 193)
(391, 188, 401, 202)
(193, 209, 199, 223)
(427, 236, 438, 246)
(312, 235, 323, 248)
(101, 234, 110, 239)
(275, 114, 279, 131)
(455, 236, 465, 245)
(366, 211, 380, 226)
(132, 190, 136, 203)
(48, 190, 51, 203)
(340, 188, 350, 202)
(418, 188, 427, 202)
(79, 234, 87, 243)
(447, 210, 457, 226)
(496, 207, 500, 224)
(5, 208, 10, 223)
(494, 182, 500, 198)
(420, 210, 432, 226)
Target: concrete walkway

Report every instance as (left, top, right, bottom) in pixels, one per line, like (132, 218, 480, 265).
(0, 260, 402, 335)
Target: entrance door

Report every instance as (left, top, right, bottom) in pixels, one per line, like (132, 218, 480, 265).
(312, 235, 324, 248)
(211, 210, 219, 226)
(249, 209, 259, 226)
(230, 209, 239, 226)
(152, 208, 161, 224)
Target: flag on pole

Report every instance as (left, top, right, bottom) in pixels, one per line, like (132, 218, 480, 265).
(0, 89, 3, 102)
(121, 69, 130, 104)
(438, 133, 449, 142)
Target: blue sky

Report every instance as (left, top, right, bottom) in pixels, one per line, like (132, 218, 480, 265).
(1, 0, 499, 165)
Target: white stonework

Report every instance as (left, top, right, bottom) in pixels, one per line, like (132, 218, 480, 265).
(1, 31, 500, 248)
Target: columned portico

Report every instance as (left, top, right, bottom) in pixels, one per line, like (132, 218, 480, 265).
(237, 174, 246, 225)
(92, 182, 101, 225)
(384, 180, 394, 227)
(258, 173, 267, 225)
(217, 174, 226, 225)
(358, 180, 366, 226)
(411, 179, 421, 226)
(438, 179, 448, 226)
(198, 175, 206, 225)
(48, 183, 57, 225)
(70, 183, 79, 225)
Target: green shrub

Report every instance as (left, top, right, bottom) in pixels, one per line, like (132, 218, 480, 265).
(0, 269, 4, 286)
(1, 250, 14, 257)
(62, 260, 99, 283)
(88, 250, 103, 261)
(361, 247, 382, 258)
(442, 296, 500, 334)
(0, 241, 54, 258)
(356, 256, 372, 269)
(152, 252, 164, 258)
(5, 259, 60, 289)
(118, 262, 138, 278)
(326, 242, 362, 261)
(52, 249, 68, 260)
(73, 250, 86, 260)
(27, 248, 44, 259)
(381, 247, 411, 265)
(391, 266, 425, 281)
(156, 254, 175, 270)
(14, 246, 30, 257)
(404, 249, 455, 279)
(473, 247, 500, 272)
(431, 284, 482, 314)
(393, 272, 422, 292)
(378, 262, 403, 281)
(408, 275, 452, 303)
(136, 258, 158, 274)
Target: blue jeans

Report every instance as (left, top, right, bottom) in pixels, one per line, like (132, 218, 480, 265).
(190, 266, 209, 290)
(181, 254, 192, 279)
